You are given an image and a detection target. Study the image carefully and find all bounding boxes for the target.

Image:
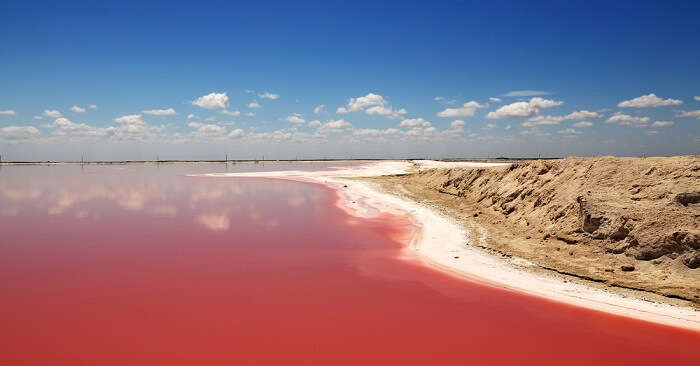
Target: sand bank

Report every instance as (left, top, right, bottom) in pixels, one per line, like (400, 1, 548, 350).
(193, 160, 700, 332)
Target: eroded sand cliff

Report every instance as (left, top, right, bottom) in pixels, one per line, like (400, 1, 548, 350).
(367, 156, 700, 304)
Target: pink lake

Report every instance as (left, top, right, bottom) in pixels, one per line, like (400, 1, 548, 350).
(0, 163, 698, 365)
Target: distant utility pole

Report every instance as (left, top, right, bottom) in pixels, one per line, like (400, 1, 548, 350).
(81, 154, 84, 164)
(225, 154, 227, 162)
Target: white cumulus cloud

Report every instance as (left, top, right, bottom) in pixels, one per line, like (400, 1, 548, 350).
(114, 114, 144, 125)
(313, 105, 325, 114)
(522, 115, 564, 126)
(43, 109, 62, 118)
(487, 97, 563, 119)
(286, 113, 305, 124)
(450, 120, 465, 128)
(365, 105, 393, 116)
(365, 105, 407, 119)
(618, 93, 683, 108)
(336, 93, 406, 119)
(605, 112, 650, 127)
(0, 109, 16, 115)
(248, 101, 261, 109)
(322, 119, 352, 129)
(0, 125, 40, 140)
(70, 106, 86, 113)
(399, 118, 432, 127)
(188, 122, 227, 138)
(651, 121, 674, 127)
(337, 93, 386, 113)
(49, 117, 114, 137)
(522, 110, 599, 127)
(192, 92, 229, 109)
(564, 110, 600, 120)
(229, 128, 245, 139)
(437, 101, 484, 118)
(315, 119, 353, 134)
(676, 110, 700, 119)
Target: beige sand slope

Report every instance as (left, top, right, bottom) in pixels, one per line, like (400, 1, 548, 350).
(377, 157, 700, 301)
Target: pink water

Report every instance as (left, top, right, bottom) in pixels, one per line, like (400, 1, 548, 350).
(1, 164, 698, 365)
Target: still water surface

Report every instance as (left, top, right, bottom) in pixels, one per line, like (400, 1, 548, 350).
(1, 163, 698, 365)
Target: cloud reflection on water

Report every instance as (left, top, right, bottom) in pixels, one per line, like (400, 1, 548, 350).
(0, 164, 325, 233)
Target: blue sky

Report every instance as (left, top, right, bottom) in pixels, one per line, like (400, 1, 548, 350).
(1, 0, 699, 160)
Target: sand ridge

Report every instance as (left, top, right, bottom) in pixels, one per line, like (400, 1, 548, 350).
(376, 157, 700, 302)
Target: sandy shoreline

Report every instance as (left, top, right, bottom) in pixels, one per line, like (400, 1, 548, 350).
(193, 161, 700, 332)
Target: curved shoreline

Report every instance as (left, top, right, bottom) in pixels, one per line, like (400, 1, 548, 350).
(193, 161, 700, 332)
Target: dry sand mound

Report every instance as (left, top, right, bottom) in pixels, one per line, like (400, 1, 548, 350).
(428, 156, 700, 267)
(372, 156, 700, 303)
